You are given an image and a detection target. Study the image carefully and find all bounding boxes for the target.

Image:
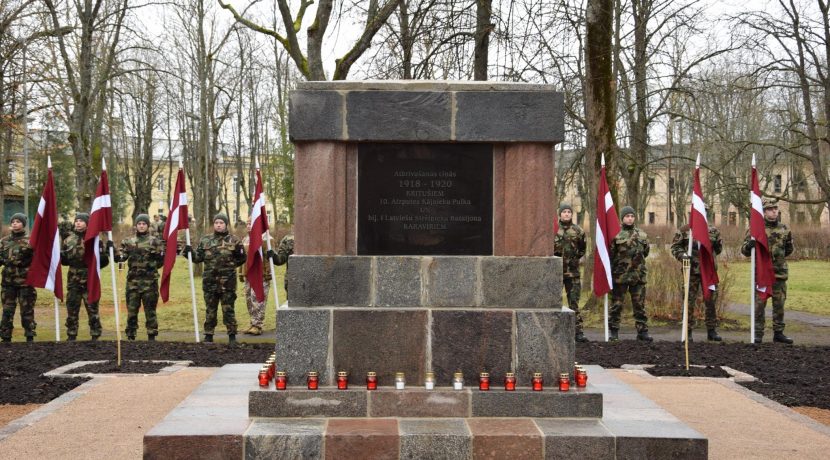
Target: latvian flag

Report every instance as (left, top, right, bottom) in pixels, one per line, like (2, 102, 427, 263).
(691, 155, 719, 299)
(246, 168, 269, 302)
(750, 155, 775, 300)
(25, 158, 63, 301)
(84, 161, 113, 303)
(593, 154, 621, 297)
(160, 167, 189, 302)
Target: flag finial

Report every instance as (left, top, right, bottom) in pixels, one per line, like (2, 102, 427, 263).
(601, 153, 606, 167)
(752, 153, 756, 167)
(102, 157, 107, 171)
(47, 156, 52, 169)
(696, 153, 701, 168)
(178, 159, 183, 169)
(255, 158, 260, 170)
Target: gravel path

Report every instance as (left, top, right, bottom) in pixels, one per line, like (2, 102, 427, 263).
(0, 368, 213, 460)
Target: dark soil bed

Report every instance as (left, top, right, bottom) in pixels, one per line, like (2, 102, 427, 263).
(0, 341, 274, 404)
(646, 364, 730, 378)
(71, 360, 174, 374)
(577, 341, 830, 409)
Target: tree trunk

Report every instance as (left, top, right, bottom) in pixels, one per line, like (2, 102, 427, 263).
(474, 0, 492, 80)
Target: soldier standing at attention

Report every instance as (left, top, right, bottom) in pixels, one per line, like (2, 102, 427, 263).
(61, 213, 107, 341)
(608, 206, 652, 342)
(671, 209, 724, 342)
(741, 199, 794, 344)
(240, 220, 272, 335)
(0, 214, 36, 342)
(271, 233, 294, 300)
(184, 213, 246, 344)
(553, 203, 589, 342)
(116, 214, 165, 341)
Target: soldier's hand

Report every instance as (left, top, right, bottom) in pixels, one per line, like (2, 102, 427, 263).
(182, 245, 192, 258)
(106, 240, 115, 252)
(745, 240, 755, 249)
(238, 274, 246, 283)
(267, 249, 276, 262)
(680, 253, 691, 261)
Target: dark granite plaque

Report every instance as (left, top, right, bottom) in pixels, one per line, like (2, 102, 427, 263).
(358, 143, 493, 255)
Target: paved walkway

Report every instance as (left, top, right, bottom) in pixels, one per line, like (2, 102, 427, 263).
(0, 367, 828, 459)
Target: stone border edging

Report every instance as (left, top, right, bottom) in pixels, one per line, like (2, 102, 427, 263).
(44, 360, 193, 379)
(620, 363, 757, 382)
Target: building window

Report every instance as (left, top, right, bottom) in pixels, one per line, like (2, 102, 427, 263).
(648, 212, 655, 224)
(7, 162, 15, 184)
(157, 176, 165, 192)
(648, 178, 655, 192)
(232, 176, 239, 193)
(729, 212, 737, 226)
(774, 175, 782, 193)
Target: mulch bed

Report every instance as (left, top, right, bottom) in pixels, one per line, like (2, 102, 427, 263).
(577, 341, 830, 409)
(0, 341, 274, 404)
(646, 364, 731, 378)
(70, 360, 174, 374)
(1, 340, 827, 410)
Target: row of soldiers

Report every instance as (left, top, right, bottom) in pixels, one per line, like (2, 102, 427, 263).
(0, 212, 293, 343)
(553, 199, 794, 344)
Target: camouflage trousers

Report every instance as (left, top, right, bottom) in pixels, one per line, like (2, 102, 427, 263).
(203, 273, 238, 335)
(0, 284, 37, 339)
(126, 279, 159, 336)
(686, 275, 719, 330)
(66, 286, 102, 338)
(244, 280, 269, 328)
(563, 277, 584, 333)
(755, 279, 787, 333)
(609, 282, 649, 332)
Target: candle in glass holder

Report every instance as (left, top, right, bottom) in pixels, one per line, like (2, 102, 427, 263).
(424, 372, 435, 390)
(559, 373, 570, 392)
(576, 369, 588, 388)
(307, 371, 319, 390)
(366, 372, 378, 390)
(258, 367, 269, 388)
(452, 372, 464, 390)
(337, 371, 349, 390)
(532, 372, 544, 391)
(504, 372, 516, 391)
(275, 371, 287, 390)
(479, 373, 490, 391)
(395, 372, 406, 390)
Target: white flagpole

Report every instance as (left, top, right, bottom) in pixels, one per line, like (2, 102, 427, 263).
(181, 161, 200, 342)
(682, 232, 693, 343)
(47, 156, 61, 342)
(103, 158, 122, 366)
(751, 245, 756, 343)
(603, 294, 609, 342)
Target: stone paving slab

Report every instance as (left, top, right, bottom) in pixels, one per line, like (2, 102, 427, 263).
(144, 364, 708, 459)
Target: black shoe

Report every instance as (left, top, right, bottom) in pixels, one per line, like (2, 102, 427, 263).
(636, 330, 653, 342)
(67, 335, 77, 341)
(26, 336, 34, 342)
(707, 329, 722, 342)
(609, 329, 619, 342)
(228, 334, 237, 346)
(127, 335, 136, 341)
(148, 334, 156, 342)
(754, 335, 763, 344)
(204, 334, 213, 343)
(1, 337, 10, 342)
(773, 331, 793, 344)
(575, 331, 590, 343)
(91, 336, 99, 342)
(685, 330, 693, 343)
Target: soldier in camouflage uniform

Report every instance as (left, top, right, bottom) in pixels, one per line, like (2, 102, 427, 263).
(741, 199, 794, 344)
(0, 214, 36, 342)
(671, 211, 724, 342)
(609, 206, 652, 342)
(553, 203, 589, 342)
(240, 220, 273, 335)
(115, 214, 165, 341)
(184, 213, 246, 344)
(270, 234, 294, 299)
(61, 213, 107, 341)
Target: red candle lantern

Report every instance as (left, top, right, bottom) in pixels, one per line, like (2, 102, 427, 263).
(258, 368, 269, 388)
(337, 371, 349, 390)
(275, 371, 287, 390)
(307, 371, 319, 390)
(504, 372, 516, 391)
(366, 372, 378, 390)
(559, 373, 570, 392)
(479, 372, 490, 391)
(576, 369, 588, 388)
(532, 372, 544, 391)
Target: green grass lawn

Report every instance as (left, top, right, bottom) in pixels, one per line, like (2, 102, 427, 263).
(728, 260, 830, 316)
(17, 261, 286, 342)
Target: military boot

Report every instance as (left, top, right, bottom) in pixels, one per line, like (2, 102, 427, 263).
(753, 333, 763, 344)
(204, 334, 213, 343)
(685, 330, 693, 343)
(26, 336, 34, 342)
(67, 335, 77, 341)
(228, 334, 237, 346)
(127, 335, 136, 341)
(148, 334, 156, 342)
(91, 336, 99, 342)
(575, 331, 589, 343)
(707, 329, 722, 342)
(773, 331, 793, 344)
(636, 330, 653, 342)
(1, 337, 9, 343)
(609, 328, 619, 342)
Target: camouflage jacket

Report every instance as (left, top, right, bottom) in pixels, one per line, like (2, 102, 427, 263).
(116, 232, 164, 281)
(0, 230, 33, 286)
(741, 219, 794, 280)
(553, 222, 586, 279)
(192, 231, 246, 276)
(61, 229, 109, 285)
(274, 235, 294, 266)
(670, 226, 723, 276)
(610, 224, 649, 285)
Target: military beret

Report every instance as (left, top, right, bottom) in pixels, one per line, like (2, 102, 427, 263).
(620, 206, 636, 217)
(558, 203, 573, 214)
(762, 198, 778, 210)
(10, 212, 27, 226)
(213, 213, 229, 225)
(75, 213, 90, 224)
(135, 214, 151, 226)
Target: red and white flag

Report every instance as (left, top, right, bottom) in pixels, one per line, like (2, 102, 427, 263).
(750, 155, 775, 301)
(246, 169, 270, 302)
(593, 154, 621, 297)
(26, 158, 63, 301)
(690, 155, 719, 299)
(84, 163, 113, 304)
(160, 167, 189, 302)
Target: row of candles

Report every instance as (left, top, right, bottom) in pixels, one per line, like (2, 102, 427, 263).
(258, 357, 589, 392)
